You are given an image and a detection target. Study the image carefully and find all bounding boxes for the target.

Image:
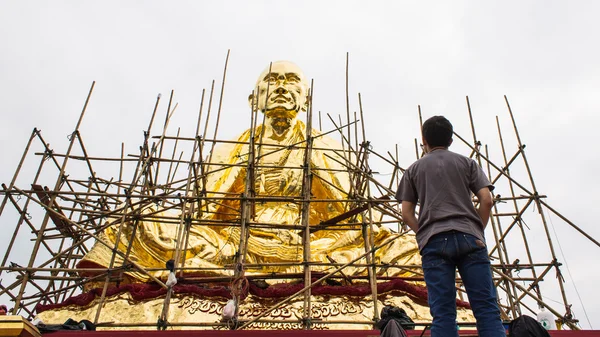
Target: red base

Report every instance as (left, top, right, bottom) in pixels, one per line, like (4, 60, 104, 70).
(42, 330, 600, 337)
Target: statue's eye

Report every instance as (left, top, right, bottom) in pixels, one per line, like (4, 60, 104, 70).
(286, 75, 300, 83)
(264, 74, 278, 83)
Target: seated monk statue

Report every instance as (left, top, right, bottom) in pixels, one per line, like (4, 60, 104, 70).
(78, 61, 420, 284)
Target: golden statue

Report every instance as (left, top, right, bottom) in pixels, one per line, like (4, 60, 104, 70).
(78, 61, 420, 283)
(35, 62, 479, 329)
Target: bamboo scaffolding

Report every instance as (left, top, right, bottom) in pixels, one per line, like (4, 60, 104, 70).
(0, 71, 593, 331)
(11, 81, 96, 315)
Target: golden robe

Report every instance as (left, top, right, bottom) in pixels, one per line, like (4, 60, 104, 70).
(79, 121, 420, 282)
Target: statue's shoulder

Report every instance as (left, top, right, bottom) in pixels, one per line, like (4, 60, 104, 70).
(311, 128, 344, 150)
(210, 128, 253, 164)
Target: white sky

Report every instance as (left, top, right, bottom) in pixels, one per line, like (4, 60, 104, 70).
(0, 0, 598, 329)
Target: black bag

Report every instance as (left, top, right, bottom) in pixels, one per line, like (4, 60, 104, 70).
(380, 319, 408, 337)
(376, 305, 416, 331)
(509, 315, 551, 337)
(36, 318, 96, 333)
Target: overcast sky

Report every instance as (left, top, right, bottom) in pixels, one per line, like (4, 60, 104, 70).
(0, 0, 598, 329)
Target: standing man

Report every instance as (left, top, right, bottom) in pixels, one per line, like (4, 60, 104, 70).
(396, 116, 505, 337)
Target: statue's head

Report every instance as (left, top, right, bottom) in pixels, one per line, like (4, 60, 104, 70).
(249, 61, 309, 118)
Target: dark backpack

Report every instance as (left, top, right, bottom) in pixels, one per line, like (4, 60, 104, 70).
(376, 305, 416, 331)
(380, 320, 408, 337)
(509, 315, 551, 337)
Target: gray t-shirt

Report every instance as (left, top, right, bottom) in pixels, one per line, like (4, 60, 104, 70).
(395, 149, 494, 250)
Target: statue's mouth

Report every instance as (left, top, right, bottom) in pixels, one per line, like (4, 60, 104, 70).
(271, 94, 291, 103)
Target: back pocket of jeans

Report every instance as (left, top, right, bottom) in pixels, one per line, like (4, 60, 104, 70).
(421, 237, 448, 268)
(462, 234, 489, 261)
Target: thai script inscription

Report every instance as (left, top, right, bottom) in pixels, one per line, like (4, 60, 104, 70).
(177, 297, 223, 315)
(176, 296, 364, 326)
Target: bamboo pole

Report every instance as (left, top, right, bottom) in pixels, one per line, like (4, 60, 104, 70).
(207, 49, 230, 166)
(181, 90, 207, 269)
(0, 128, 38, 217)
(465, 96, 481, 162)
(358, 93, 379, 322)
(345, 52, 351, 155)
(300, 83, 314, 329)
(151, 90, 175, 195)
(539, 200, 600, 248)
(231, 87, 257, 325)
(164, 127, 181, 197)
(116, 143, 125, 203)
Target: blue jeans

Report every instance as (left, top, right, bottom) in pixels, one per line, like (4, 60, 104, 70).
(421, 230, 505, 337)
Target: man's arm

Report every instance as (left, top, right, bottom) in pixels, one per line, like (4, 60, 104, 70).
(401, 201, 419, 233)
(475, 187, 494, 228)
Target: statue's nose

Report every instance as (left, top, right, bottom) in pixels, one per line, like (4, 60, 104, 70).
(274, 86, 288, 94)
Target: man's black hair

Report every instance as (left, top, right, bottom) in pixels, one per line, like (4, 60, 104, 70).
(422, 116, 453, 148)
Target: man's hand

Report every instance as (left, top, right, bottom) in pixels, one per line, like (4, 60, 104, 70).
(475, 187, 494, 228)
(401, 201, 419, 233)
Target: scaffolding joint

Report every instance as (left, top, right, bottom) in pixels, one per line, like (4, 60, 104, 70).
(512, 259, 521, 272)
(493, 194, 506, 206)
(60, 174, 69, 183)
(124, 188, 132, 200)
(301, 317, 312, 329)
(553, 259, 565, 282)
(67, 130, 78, 141)
(156, 317, 168, 331)
(43, 148, 54, 161)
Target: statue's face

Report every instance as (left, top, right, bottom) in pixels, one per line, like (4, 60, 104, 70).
(253, 61, 309, 117)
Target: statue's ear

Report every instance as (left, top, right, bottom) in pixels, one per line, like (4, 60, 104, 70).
(302, 94, 310, 112)
(248, 94, 256, 109)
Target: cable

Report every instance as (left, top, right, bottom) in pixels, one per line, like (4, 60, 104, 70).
(545, 208, 592, 329)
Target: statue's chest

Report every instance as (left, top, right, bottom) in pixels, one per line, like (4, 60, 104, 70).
(255, 146, 304, 196)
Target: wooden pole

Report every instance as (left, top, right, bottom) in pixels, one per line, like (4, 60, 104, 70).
(0, 128, 38, 217)
(300, 83, 314, 329)
(358, 93, 379, 323)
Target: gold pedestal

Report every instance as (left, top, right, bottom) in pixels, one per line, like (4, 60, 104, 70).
(37, 290, 475, 330)
(0, 316, 41, 337)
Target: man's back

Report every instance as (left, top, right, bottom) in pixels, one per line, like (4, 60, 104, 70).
(396, 149, 491, 249)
